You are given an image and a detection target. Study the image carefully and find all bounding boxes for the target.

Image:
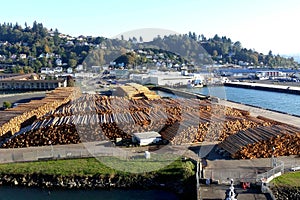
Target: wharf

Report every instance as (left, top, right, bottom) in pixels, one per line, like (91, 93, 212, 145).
(225, 81, 300, 94)
(150, 86, 209, 99)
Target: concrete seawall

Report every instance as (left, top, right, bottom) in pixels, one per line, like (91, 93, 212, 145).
(225, 82, 300, 95)
(150, 86, 209, 100)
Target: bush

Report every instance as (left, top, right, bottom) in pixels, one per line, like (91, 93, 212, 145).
(3, 101, 12, 109)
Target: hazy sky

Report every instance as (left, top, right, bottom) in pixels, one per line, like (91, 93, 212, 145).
(1, 0, 300, 55)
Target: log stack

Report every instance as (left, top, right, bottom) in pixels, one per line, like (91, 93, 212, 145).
(3, 92, 298, 159)
(0, 87, 80, 140)
(1, 94, 281, 150)
(219, 124, 300, 159)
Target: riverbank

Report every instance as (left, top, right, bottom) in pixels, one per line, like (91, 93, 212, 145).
(0, 157, 196, 199)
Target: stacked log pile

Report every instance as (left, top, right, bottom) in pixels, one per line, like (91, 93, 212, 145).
(219, 124, 300, 159)
(1, 94, 279, 149)
(160, 105, 271, 145)
(114, 83, 160, 100)
(0, 87, 80, 139)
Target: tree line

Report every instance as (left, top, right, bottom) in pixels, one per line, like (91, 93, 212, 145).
(0, 22, 298, 74)
(187, 31, 298, 68)
(0, 22, 103, 73)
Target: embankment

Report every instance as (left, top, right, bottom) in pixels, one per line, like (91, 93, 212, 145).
(271, 186, 300, 200)
(0, 158, 197, 199)
(150, 86, 209, 99)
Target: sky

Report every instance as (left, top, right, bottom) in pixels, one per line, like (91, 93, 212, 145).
(1, 0, 300, 55)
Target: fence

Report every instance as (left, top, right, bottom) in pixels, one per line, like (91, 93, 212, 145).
(0, 142, 134, 164)
(203, 168, 258, 184)
(256, 160, 284, 183)
(256, 159, 285, 200)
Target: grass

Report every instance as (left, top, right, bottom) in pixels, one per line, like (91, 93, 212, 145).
(271, 171, 300, 187)
(0, 158, 117, 176)
(0, 157, 195, 179)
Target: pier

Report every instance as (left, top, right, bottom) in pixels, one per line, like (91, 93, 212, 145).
(225, 81, 300, 95)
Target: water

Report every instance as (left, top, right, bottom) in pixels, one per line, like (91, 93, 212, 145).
(0, 187, 179, 200)
(185, 86, 300, 116)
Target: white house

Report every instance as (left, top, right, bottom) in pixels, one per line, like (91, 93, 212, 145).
(19, 54, 27, 59)
(41, 67, 54, 74)
(76, 65, 84, 71)
(54, 67, 63, 73)
(0, 55, 6, 61)
(67, 67, 73, 73)
(55, 58, 62, 66)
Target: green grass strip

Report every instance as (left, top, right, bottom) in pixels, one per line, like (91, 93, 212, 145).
(0, 157, 195, 179)
(271, 171, 300, 187)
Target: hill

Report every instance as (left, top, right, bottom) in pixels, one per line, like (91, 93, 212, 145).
(0, 22, 298, 74)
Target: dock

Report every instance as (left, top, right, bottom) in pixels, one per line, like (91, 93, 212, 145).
(225, 82, 300, 95)
(151, 86, 209, 99)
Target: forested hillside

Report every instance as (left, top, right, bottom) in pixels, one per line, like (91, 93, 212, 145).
(0, 22, 298, 74)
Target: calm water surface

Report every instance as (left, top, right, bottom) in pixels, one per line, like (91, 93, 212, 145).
(0, 187, 179, 200)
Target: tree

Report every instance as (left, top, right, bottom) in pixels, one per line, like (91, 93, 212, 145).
(233, 41, 242, 51)
(212, 50, 218, 57)
(139, 36, 143, 43)
(3, 101, 12, 109)
(67, 76, 75, 87)
(132, 36, 137, 43)
(114, 52, 135, 67)
(68, 59, 77, 68)
(213, 34, 221, 41)
(94, 36, 103, 44)
(32, 60, 42, 73)
(44, 44, 51, 53)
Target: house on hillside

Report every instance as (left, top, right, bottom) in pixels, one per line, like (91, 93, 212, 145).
(54, 67, 63, 73)
(19, 54, 27, 59)
(55, 58, 62, 66)
(67, 67, 73, 73)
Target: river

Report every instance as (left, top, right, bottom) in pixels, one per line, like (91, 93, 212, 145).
(0, 187, 179, 200)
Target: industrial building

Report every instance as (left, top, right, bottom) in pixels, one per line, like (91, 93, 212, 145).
(0, 73, 67, 90)
(0, 79, 67, 90)
(132, 131, 162, 146)
(130, 71, 194, 86)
